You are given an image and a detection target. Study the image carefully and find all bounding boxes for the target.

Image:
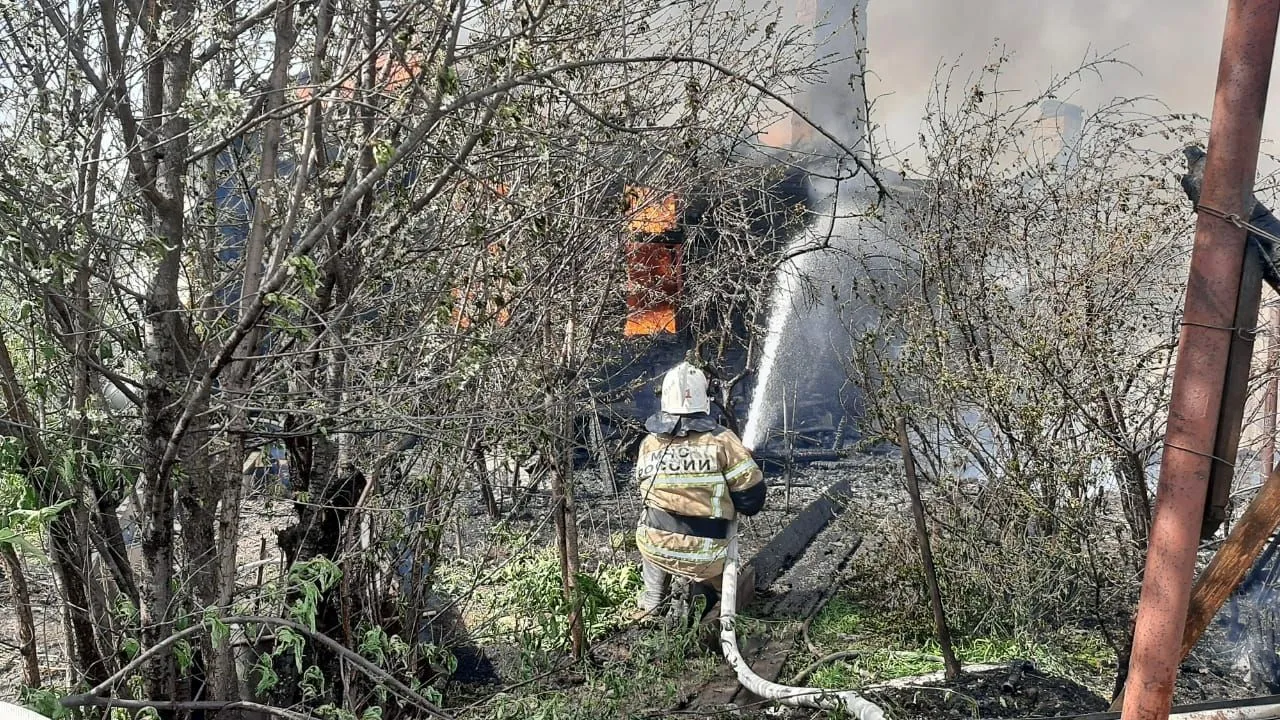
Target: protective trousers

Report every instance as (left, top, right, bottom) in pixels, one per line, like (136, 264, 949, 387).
(639, 556, 670, 611)
(639, 557, 722, 620)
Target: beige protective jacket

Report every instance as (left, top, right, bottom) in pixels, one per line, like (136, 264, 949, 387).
(634, 425, 765, 582)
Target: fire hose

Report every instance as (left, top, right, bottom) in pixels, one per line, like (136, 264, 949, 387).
(716, 517, 1280, 720)
(717, 518, 887, 720)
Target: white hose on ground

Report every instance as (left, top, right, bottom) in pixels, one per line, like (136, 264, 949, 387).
(1171, 704, 1280, 720)
(718, 519, 887, 720)
(0, 702, 52, 720)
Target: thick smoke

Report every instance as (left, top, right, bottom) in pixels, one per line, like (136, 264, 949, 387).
(864, 0, 1280, 166)
(800, 0, 869, 156)
(742, 0, 1273, 452)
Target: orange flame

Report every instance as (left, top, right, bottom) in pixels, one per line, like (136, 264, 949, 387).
(625, 308, 677, 336)
(623, 241, 682, 337)
(756, 0, 818, 150)
(624, 186, 679, 234)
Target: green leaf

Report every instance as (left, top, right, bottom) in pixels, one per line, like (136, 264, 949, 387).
(254, 657, 280, 695)
(175, 639, 194, 673)
(0, 527, 46, 561)
(275, 627, 306, 672)
(359, 627, 389, 665)
(372, 139, 394, 167)
(206, 608, 231, 647)
(121, 637, 141, 659)
(286, 256, 320, 295)
(9, 498, 73, 526)
(19, 686, 71, 720)
(300, 664, 325, 699)
(438, 66, 459, 96)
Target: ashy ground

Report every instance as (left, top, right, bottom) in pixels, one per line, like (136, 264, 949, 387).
(0, 456, 1267, 719)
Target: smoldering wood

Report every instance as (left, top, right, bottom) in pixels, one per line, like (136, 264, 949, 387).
(745, 475, 854, 592)
(1222, 532, 1280, 693)
(1183, 470, 1280, 658)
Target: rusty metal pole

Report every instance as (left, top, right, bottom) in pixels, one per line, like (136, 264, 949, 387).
(1121, 2, 1280, 719)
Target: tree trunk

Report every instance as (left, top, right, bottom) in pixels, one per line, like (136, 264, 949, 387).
(549, 454, 585, 659)
(1115, 450, 1152, 557)
(208, 0, 295, 708)
(587, 398, 617, 494)
(136, 0, 196, 705)
(547, 380, 584, 659)
(0, 543, 41, 687)
(213, 431, 248, 708)
(0, 331, 108, 685)
(177, 414, 220, 707)
(140, 203, 189, 708)
(1110, 614, 1136, 704)
(470, 440, 501, 519)
(897, 418, 961, 680)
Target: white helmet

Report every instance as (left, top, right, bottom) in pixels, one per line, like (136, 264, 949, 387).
(660, 362, 710, 415)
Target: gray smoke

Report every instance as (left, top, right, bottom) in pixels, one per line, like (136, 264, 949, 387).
(863, 0, 1280, 165)
(802, 0, 869, 157)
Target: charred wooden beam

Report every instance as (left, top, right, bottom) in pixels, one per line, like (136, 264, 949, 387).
(746, 476, 855, 591)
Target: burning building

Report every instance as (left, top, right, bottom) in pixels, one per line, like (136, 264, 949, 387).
(622, 187, 683, 337)
(207, 0, 880, 464)
(598, 0, 881, 459)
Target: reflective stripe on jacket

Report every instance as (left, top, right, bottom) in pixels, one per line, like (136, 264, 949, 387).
(635, 526, 726, 582)
(635, 426, 765, 582)
(636, 426, 763, 520)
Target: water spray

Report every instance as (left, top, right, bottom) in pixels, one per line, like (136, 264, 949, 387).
(721, 0, 886, 713)
(741, 246, 804, 450)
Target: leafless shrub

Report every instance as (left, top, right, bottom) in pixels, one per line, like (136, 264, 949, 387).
(844, 53, 1253, 681)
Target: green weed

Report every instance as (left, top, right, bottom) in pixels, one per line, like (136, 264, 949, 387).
(475, 618, 721, 719)
(798, 593, 1116, 693)
(438, 535, 641, 667)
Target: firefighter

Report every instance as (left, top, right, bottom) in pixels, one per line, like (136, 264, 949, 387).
(633, 361, 767, 624)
